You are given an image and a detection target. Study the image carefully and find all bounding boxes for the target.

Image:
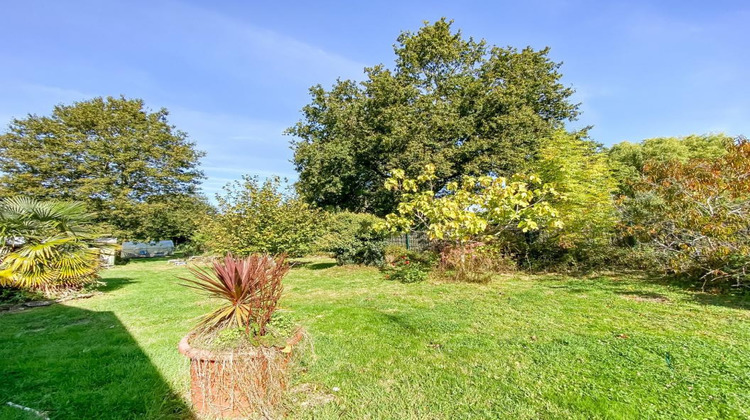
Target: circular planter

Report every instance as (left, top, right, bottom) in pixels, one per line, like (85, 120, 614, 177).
(178, 328, 304, 419)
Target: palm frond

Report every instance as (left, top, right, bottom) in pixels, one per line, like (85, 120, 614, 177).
(0, 198, 101, 291)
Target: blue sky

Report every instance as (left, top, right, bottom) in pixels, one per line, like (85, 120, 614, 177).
(1, 1, 748, 197)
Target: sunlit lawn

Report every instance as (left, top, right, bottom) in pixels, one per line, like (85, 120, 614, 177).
(1, 258, 749, 419)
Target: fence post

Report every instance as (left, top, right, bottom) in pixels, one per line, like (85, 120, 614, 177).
(405, 233, 410, 250)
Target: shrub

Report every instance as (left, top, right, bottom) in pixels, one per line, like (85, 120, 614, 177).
(0, 197, 104, 292)
(378, 164, 561, 282)
(383, 255, 429, 283)
(316, 212, 388, 265)
(621, 137, 750, 289)
(384, 245, 437, 266)
(181, 254, 290, 335)
(438, 243, 515, 283)
(382, 245, 436, 283)
(0, 286, 45, 304)
(198, 176, 323, 257)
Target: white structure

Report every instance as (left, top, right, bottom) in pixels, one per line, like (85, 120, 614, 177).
(96, 237, 118, 266)
(121, 240, 175, 258)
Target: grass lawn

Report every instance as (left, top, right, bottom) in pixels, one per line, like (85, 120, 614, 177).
(1, 258, 749, 419)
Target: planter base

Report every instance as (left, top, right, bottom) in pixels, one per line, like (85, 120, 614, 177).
(179, 329, 304, 419)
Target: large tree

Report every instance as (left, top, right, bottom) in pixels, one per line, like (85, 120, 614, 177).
(0, 96, 205, 238)
(287, 18, 579, 215)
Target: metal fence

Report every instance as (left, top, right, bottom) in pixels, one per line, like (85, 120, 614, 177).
(386, 231, 430, 252)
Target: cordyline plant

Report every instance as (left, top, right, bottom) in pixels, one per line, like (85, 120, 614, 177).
(182, 254, 289, 336)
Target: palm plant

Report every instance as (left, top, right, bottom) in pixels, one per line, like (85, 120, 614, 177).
(0, 197, 102, 291)
(182, 254, 289, 336)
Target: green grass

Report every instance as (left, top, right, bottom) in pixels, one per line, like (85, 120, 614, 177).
(1, 258, 749, 419)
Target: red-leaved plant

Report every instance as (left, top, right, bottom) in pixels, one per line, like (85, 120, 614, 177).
(181, 254, 289, 336)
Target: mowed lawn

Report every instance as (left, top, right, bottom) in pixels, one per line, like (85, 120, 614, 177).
(1, 258, 749, 419)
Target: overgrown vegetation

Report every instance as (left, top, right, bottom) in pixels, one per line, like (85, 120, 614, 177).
(377, 164, 562, 281)
(382, 245, 435, 283)
(620, 137, 750, 289)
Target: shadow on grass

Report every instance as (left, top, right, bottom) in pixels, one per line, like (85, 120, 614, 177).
(535, 272, 750, 310)
(376, 311, 420, 334)
(94, 277, 136, 293)
(293, 261, 338, 270)
(690, 291, 750, 310)
(614, 290, 671, 303)
(0, 305, 194, 419)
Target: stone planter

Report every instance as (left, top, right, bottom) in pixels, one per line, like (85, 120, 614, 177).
(178, 329, 304, 419)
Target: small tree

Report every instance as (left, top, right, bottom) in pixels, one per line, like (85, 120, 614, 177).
(519, 130, 618, 267)
(378, 164, 562, 280)
(199, 176, 323, 257)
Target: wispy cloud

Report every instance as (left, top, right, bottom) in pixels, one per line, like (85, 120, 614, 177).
(138, 0, 368, 85)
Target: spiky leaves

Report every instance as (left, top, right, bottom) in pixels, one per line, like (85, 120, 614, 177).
(0, 197, 102, 290)
(182, 254, 289, 336)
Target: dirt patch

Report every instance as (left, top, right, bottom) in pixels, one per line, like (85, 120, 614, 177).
(621, 294, 670, 304)
(288, 383, 336, 408)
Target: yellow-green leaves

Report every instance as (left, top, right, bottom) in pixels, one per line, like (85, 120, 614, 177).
(379, 165, 563, 244)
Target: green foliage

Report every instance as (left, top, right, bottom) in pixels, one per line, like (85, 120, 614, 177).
(287, 18, 579, 215)
(0, 96, 205, 240)
(199, 176, 323, 257)
(200, 311, 298, 350)
(532, 130, 617, 249)
(317, 212, 388, 265)
(608, 134, 732, 195)
(384, 245, 438, 267)
(383, 255, 429, 283)
(0, 197, 103, 291)
(0, 286, 45, 304)
(213, 327, 249, 349)
(379, 164, 561, 281)
(382, 245, 436, 283)
(513, 130, 618, 270)
(123, 194, 213, 244)
(379, 164, 562, 244)
(622, 137, 750, 288)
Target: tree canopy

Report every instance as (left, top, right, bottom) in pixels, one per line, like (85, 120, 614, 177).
(531, 130, 617, 249)
(0, 96, 205, 239)
(608, 134, 732, 195)
(197, 176, 324, 257)
(287, 18, 579, 215)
